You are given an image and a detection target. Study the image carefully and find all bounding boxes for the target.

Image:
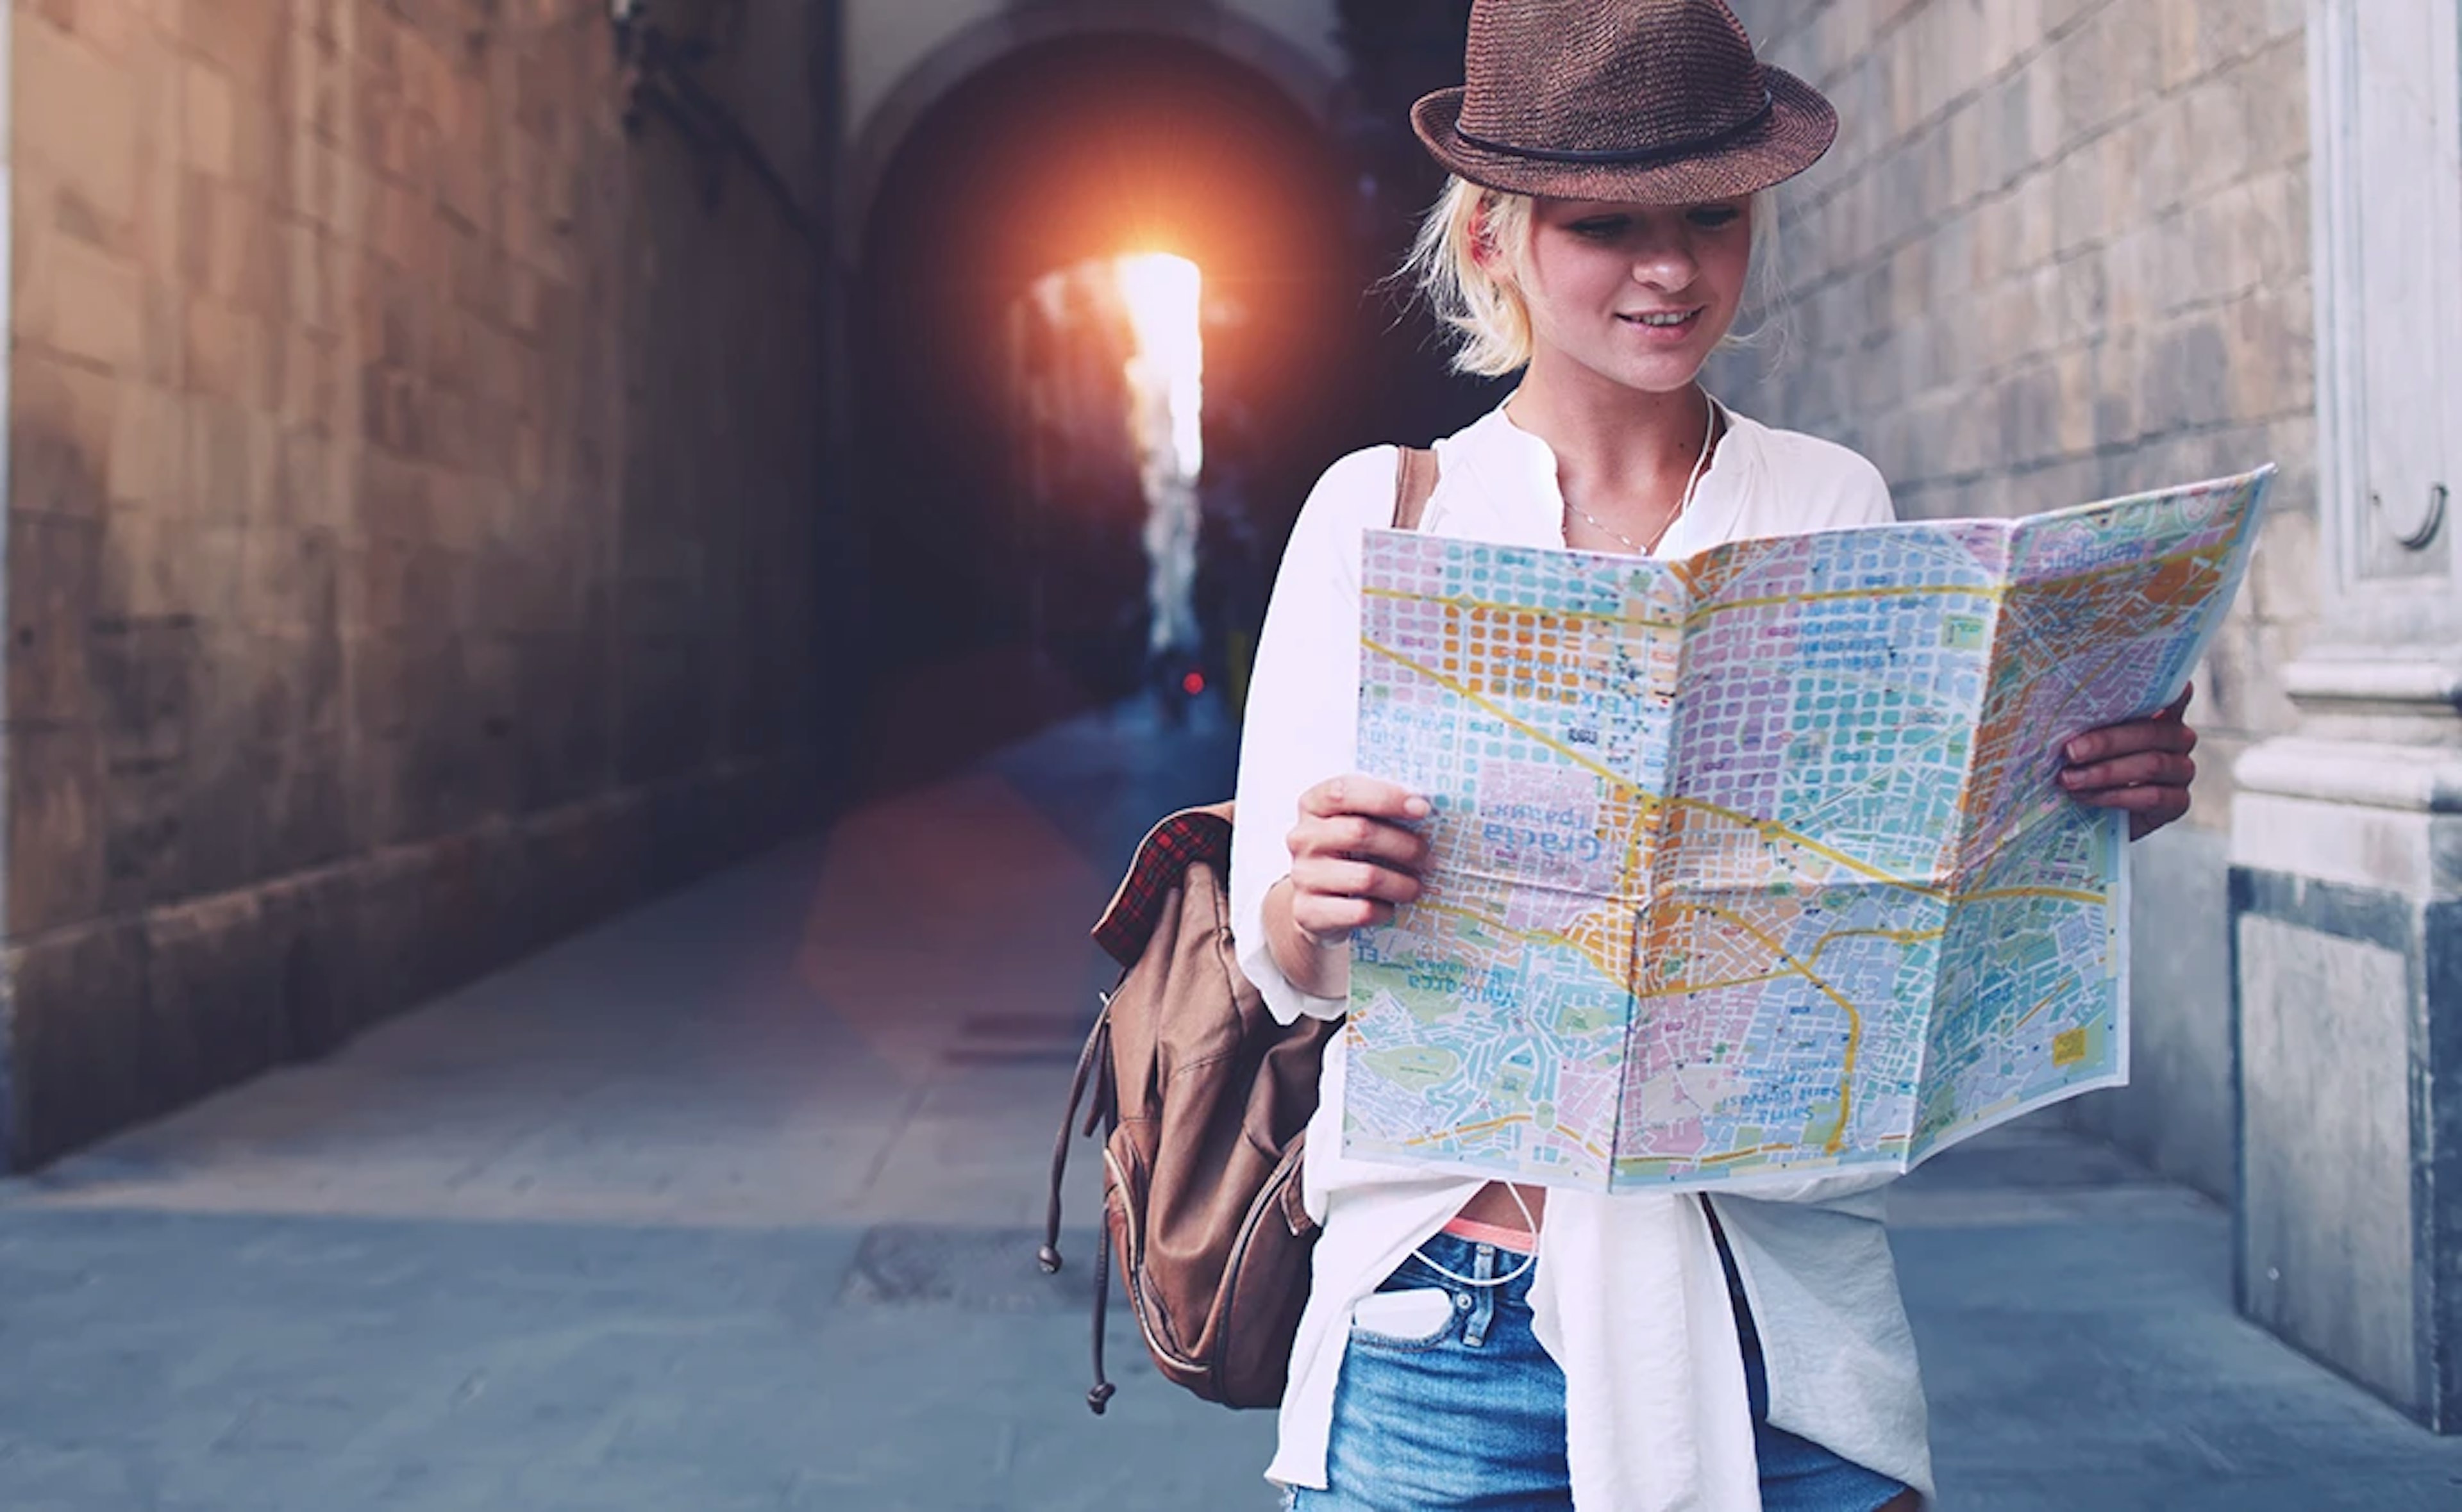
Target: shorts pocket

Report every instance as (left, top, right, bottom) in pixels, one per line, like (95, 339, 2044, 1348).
(1348, 1286, 1460, 1349)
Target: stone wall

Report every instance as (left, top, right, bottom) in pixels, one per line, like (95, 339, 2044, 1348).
(1718, 0, 2316, 1199)
(2, 0, 838, 1167)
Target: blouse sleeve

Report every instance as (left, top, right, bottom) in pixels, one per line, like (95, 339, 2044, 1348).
(1229, 446, 1399, 1026)
(1851, 454, 1898, 526)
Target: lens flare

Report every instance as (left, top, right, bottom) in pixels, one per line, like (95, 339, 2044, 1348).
(1115, 253, 1203, 479)
(1116, 252, 1205, 667)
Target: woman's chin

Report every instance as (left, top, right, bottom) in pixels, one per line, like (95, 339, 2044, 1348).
(1587, 351, 1713, 395)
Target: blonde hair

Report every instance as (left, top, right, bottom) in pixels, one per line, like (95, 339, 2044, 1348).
(1402, 177, 1788, 377)
(1402, 179, 1539, 377)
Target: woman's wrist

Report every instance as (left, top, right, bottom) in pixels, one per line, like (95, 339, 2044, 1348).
(1264, 876, 1350, 999)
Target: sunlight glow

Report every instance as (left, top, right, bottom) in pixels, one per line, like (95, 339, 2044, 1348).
(1114, 253, 1205, 479)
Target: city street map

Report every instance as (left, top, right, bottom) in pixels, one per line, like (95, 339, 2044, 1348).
(1344, 467, 2273, 1191)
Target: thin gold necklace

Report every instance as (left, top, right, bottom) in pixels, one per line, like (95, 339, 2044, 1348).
(1562, 391, 1719, 555)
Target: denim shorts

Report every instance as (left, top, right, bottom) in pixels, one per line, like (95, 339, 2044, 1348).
(1284, 1232, 1908, 1511)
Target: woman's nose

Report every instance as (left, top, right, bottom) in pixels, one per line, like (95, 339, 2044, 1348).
(1630, 241, 1698, 290)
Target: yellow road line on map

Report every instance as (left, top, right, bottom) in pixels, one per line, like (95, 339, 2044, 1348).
(1685, 581, 2004, 623)
(1700, 1141, 1798, 1165)
(1673, 899, 1864, 1155)
(1687, 536, 2229, 629)
(1414, 900, 1511, 935)
(1634, 968, 1797, 1000)
(1633, 924, 1945, 1001)
(1400, 1113, 1528, 1144)
(1659, 795, 1947, 899)
(1954, 885, 2109, 906)
(1413, 899, 1584, 954)
(1397, 1115, 1613, 1165)
(1366, 627, 1968, 904)
(2025, 540, 2231, 598)
(1403, 901, 1643, 1003)
(1362, 636, 1652, 793)
(1808, 925, 1948, 960)
(2031, 637, 2136, 741)
(1361, 585, 1682, 632)
(2009, 990, 2060, 1031)
(1986, 539, 2231, 733)
(1397, 899, 1609, 983)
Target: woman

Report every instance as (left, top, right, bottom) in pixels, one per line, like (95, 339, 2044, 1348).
(1228, 3, 2200, 1508)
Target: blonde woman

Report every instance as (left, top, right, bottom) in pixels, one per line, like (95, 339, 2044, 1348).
(1230, 3, 2200, 1508)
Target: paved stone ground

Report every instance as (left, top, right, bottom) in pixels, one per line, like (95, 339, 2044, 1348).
(5, 700, 2461, 1510)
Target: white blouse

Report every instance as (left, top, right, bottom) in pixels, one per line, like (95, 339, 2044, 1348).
(1231, 401, 1936, 1510)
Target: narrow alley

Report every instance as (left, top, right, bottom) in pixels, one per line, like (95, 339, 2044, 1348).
(8, 2, 2462, 1507)
(3, 697, 2456, 1511)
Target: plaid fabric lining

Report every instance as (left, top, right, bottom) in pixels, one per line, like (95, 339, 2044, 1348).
(1093, 804, 1234, 968)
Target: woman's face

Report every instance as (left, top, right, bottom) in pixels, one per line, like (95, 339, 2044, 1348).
(1511, 195, 1754, 394)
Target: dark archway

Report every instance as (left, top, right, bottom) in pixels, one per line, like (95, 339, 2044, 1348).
(851, 32, 1379, 763)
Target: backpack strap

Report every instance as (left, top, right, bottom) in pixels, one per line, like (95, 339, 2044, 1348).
(1393, 445, 1438, 531)
(1051, 458, 1433, 1416)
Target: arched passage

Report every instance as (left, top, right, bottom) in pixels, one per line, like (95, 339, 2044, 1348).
(850, 29, 1379, 757)
(841, 1, 1346, 267)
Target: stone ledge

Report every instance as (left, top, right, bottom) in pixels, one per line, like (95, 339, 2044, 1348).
(0, 749, 824, 1171)
(2234, 737, 2462, 814)
(2282, 656, 2462, 709)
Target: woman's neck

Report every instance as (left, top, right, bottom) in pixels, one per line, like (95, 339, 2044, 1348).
(1505, 353, 1713, 495)
(1507, 352, 1720, 552)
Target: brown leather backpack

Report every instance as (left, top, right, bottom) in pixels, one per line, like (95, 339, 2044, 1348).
(1038, 447, 1436, 1413)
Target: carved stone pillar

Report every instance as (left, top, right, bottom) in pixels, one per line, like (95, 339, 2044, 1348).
(2229, 0, 2462, 1429)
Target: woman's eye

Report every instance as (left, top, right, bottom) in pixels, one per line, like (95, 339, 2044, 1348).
(1571, 219, 1627, 239)
(1687, 207, 1742, 229)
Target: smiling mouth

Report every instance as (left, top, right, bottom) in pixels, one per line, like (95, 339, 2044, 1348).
(1619, 308, 1703, 329)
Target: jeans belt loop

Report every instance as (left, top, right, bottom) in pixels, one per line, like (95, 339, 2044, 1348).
(1464, 1243, 1499, 1347)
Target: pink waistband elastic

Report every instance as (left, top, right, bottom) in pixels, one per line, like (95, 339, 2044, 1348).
(1437, 1215, 1539, 1254)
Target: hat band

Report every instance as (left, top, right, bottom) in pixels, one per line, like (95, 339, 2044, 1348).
(1451, 87, 1775, 168)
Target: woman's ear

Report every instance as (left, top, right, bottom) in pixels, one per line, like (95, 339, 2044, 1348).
(1467, 200, 1506, 276)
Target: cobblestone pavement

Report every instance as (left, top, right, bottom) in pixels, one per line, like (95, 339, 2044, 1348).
(5, 701, 2460, 1510)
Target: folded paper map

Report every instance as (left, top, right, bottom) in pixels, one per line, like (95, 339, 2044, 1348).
(1344, 466, 2273, 1191)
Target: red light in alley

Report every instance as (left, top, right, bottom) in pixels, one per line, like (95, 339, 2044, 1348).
(1182, 670, 1206, 696)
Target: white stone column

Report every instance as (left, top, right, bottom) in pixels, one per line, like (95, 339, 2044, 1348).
(2229, 0, 2462, 1428)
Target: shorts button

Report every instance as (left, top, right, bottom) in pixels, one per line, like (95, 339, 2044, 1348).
(1454, 1292, 1473, 1311)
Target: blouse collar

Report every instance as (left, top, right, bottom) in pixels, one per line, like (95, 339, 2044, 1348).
(1439, 393, 1756, 557)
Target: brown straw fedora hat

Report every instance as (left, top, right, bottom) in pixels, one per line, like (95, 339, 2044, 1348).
(1413, 0, 1839, 204)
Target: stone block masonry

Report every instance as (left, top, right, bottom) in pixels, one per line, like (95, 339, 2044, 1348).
(1716, 0, 2317, 1200)
(1, 0, 841, 1167)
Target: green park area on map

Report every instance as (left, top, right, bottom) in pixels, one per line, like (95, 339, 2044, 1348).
(1343, 467, 2272, 1191)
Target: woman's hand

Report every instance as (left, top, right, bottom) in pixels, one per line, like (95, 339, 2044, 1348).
(1262, 776, 1432, 999)
(2059, 685, 2199, 841)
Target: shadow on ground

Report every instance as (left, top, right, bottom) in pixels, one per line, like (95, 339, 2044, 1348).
(3, 698, 2456, 1509)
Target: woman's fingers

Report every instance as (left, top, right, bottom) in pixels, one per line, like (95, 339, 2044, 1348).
(1289, 854, 1423, 906)
(2063, 711, 2198, 767)
(1298, 774, 1430, 823)
(2059, 749, 2196, 795)
(1284, 774, 1436, 943)
(1290, 773, 1434, 877)
(1289, 810, 1430, 871)
(2061, 698, 2200, 842)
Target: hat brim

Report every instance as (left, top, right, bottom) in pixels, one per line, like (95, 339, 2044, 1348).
(1411, 64, 1838, 203)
